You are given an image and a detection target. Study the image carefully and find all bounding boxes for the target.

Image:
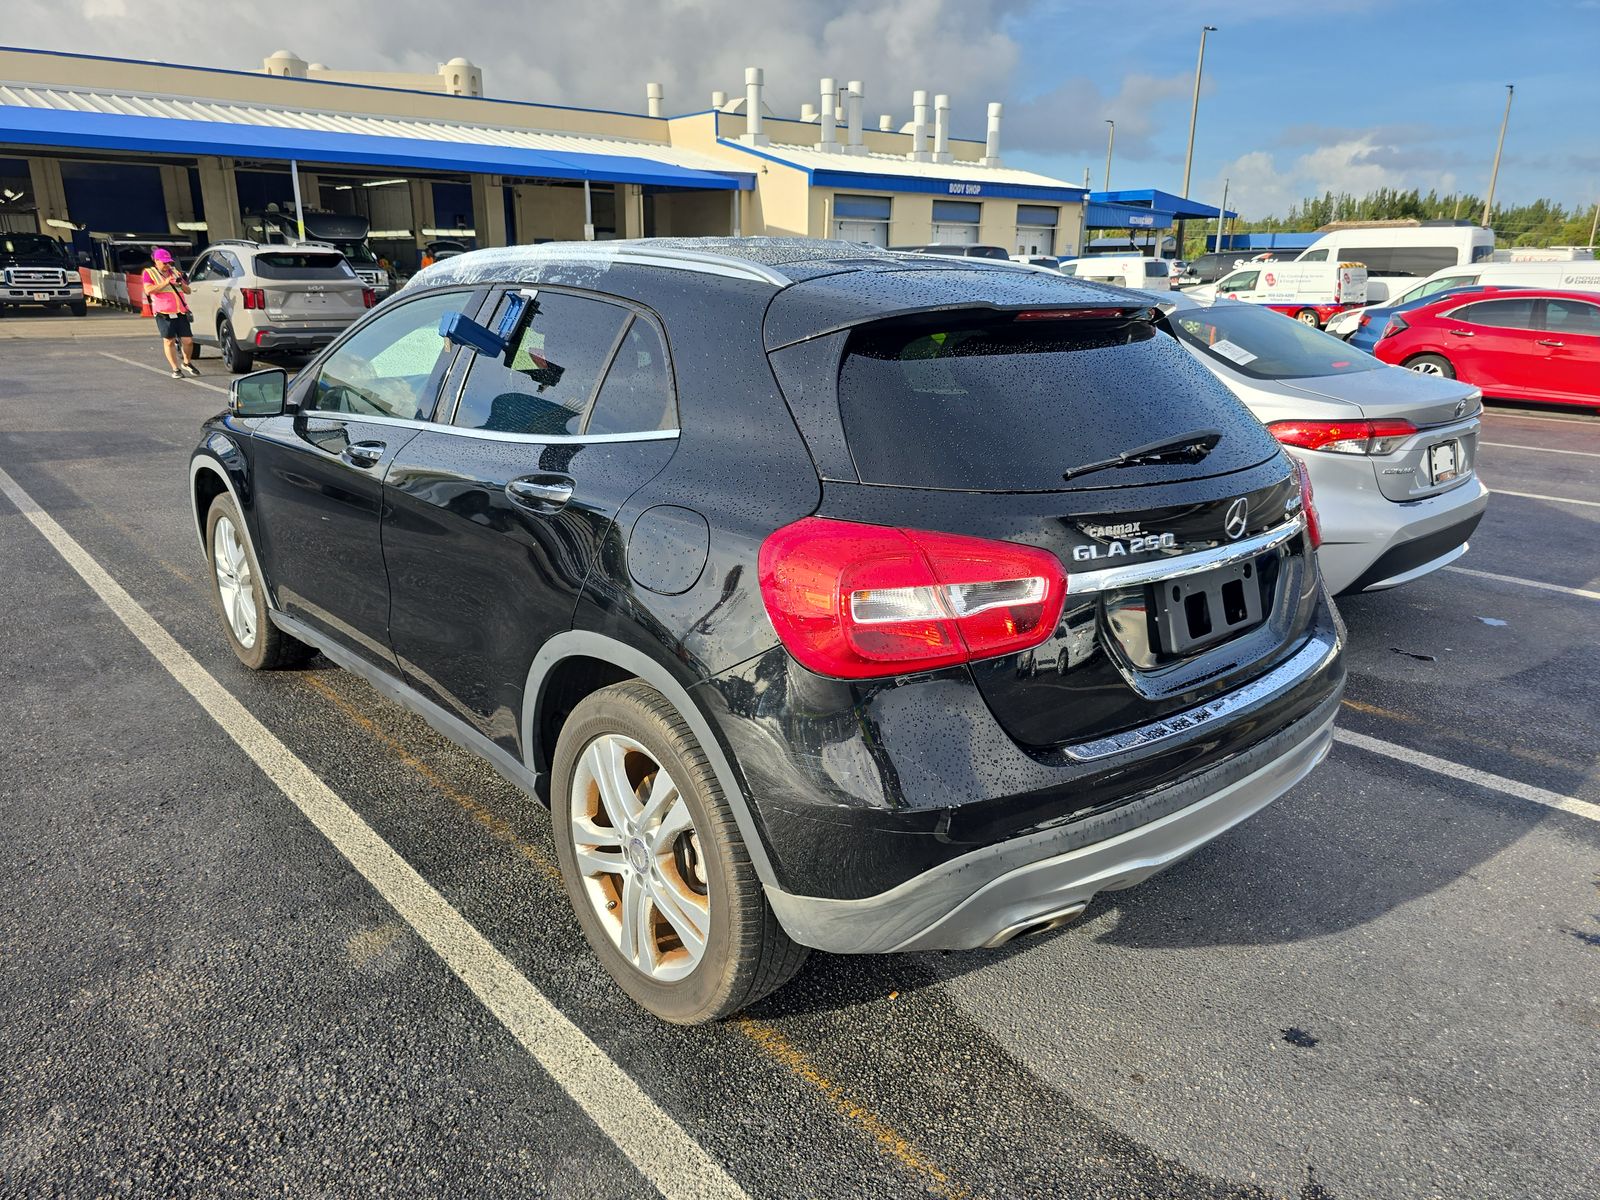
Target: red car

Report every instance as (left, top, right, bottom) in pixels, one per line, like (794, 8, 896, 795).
(1371, 288, 1600, 410)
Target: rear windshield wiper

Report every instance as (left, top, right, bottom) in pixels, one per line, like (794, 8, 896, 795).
(1060, 428, 1223, 483)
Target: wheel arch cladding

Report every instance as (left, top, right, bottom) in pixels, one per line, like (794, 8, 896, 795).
(523, 631, 782, 889)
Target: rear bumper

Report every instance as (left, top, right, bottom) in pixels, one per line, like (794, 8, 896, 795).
(1314, 473, 1489, 594)
(766, 684, 1341, 952)
(252, 327, 346, 351)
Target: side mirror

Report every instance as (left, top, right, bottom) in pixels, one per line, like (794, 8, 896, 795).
(230, 368, 289, 417)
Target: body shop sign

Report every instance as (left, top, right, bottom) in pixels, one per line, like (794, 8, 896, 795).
(948, 183, 982, 195)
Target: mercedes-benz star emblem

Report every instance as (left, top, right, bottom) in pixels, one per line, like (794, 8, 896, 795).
(1224, 497, 1249, 540)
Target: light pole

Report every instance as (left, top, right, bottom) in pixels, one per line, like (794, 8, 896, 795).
(1103, 120, 1115, 191)
(1180, 25, 1217, 200)
(1481, 84, 1514, 229)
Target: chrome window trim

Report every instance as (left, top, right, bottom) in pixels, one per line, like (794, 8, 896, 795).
(297, 409, 680, 445)
(1063, 632, 1337, 762)
(1068, 513, 1305, 596)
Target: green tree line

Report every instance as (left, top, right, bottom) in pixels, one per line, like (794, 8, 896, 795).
(1241, 188, 1598, 247)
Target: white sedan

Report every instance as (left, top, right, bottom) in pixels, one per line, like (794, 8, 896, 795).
(1146, 292, 1489, 594)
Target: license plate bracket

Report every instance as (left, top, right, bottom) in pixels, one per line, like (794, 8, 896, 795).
(1429, 439, 1461, 484)
(1152, 558, 1266, 656)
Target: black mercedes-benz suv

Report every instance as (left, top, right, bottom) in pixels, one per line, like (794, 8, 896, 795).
(189, 239, 1345, 1023)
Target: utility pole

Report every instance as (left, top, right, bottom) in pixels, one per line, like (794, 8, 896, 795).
(1481, 84, 1513, 229)
(1103, 120, 1115, 191)
(1180, 25, 1217, 199)
(1215, 178, 1229, 253)
(1589, 198, 1598, 249)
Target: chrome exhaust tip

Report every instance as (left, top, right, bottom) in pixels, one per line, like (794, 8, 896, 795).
(981, 901, 1088, 949)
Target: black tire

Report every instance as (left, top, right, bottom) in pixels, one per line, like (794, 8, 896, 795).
(1404, 353, 1456, 379)
(219, 318, 254, 374)
(69, 300, 87, 317)
(551, 681, 807, 1024)
(1295, 308, 1320, 327)
(204, 494, 314, 671)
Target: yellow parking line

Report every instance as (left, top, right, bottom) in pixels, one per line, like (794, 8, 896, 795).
(1340, 699, 1587, 774)
(298, 671, 973, 1199)
(300, 672, 562, 884)
(733, 1017, 974, 1200)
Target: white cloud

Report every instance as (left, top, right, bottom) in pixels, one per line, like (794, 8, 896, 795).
(4, 0, 1189, 153)
(1211, 134, 1470, 219)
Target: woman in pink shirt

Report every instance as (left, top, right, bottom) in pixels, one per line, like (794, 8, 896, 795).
(142, 248, 200, 379)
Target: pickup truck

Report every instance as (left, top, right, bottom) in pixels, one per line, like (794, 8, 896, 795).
(0, 233, 86, 316)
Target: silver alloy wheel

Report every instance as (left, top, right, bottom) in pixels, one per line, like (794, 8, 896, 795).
(212, 514, 258, 649)
(570, 733, 709, 983)
(1410, 360, 1445, 376)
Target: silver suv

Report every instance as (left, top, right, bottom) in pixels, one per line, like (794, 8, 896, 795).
(187, 241, 373, 373)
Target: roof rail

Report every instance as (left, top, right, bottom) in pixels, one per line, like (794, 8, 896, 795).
(208, 238, 261, 248)
(456, 241, 792, 286)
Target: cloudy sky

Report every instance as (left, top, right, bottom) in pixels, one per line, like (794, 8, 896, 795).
(6, 0, 1596, 217)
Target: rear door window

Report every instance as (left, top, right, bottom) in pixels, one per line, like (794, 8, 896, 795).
(586, 317, 676, 435)
(451, 291, 631, 437)
(835, 311, 1275, 491)
(1451, 298, 1537, 329)
(1542, 298, 1600, 336)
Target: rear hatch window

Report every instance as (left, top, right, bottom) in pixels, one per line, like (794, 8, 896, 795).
(836, 310, 1279, 491)
(254, 253, 355, 280)
(1168, 304, 1384, 381)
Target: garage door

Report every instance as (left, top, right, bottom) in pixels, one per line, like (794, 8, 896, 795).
(1015, 204, 1058, 256)
(931, 200, 981, 246)
(833, 194, 891, 247)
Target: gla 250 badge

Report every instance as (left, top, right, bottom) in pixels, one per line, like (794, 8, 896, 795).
(1073, 523, 1178, 562)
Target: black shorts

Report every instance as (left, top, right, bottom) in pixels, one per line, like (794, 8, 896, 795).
(155, 312, 193, 339)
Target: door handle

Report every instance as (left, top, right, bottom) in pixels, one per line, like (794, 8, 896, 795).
(1536, 339, 1564, 347)
(341, 440, 386, 468)
(506, 475, 575, 512)
(1446, 329, 1474, 337)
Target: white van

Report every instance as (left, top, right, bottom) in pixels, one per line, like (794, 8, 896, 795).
(1386, 258, 1600, 306)
(1293, 224, 1496, 303)
(1058, 255, 1171, 291)
(1185, 261, 1367, 326)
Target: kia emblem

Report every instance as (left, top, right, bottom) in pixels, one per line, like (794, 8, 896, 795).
(1224, 497, 1249, 540)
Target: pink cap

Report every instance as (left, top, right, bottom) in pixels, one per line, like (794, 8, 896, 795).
(151, 247, 174, 262)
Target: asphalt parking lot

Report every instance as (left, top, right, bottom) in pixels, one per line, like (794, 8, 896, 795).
(2, 336, 1596, 1200)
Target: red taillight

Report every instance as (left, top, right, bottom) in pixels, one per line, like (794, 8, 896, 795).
(757, 517, 1068, 680)
(1267, 418, 1417, 456)
(1358, 314, 1371, 327)
(1378, 314, 1408, 341)
(1292, 458, 1322, 549)
(240, 287, 265, 310)
(362, 288, 377, 308)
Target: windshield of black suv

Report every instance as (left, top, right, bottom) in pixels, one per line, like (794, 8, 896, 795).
(334, 241, 378, 264)
(1168, 304, 1385, 381)
(836, 309, 1275, 491)
(0, 234, 69, 262)
(254, 252, 356, 280)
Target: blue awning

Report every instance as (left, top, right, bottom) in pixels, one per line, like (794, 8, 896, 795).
(0, 104, 753, 190)
(1091, 189, 1236, 221)
(1085, 200, 1175, 230)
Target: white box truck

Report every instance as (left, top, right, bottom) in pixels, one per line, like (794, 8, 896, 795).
(1183, 261, 1367, 327)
